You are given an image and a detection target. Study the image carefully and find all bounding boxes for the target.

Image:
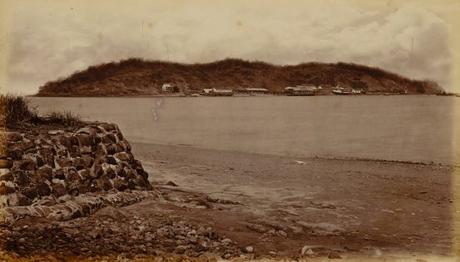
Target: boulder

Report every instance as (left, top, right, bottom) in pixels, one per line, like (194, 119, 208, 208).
(113, 177, 129, 191)
(51, 182, 66, 197)
(56, 157, 73, 168)
(6, 132, 23, 142)
(37, 165, 53, 181)
(38, 147, 55, 167)
(96, 175, 113, 191)
(76, 133, 94, 147)
(114, 152, 133, 163)
(0, 172, 14, 182)
(13, 158, 36, 171)
(0, 183, 15, 195)
(36, 182, 52, 197)
(13, 171, 30, 187)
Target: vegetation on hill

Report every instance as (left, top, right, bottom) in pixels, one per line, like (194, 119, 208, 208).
(36, 58, 443, 96)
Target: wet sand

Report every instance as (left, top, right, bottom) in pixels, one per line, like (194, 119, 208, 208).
(134, 142, 454, 258)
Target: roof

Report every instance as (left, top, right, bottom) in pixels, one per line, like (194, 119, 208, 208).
(245, 88, 268, 91)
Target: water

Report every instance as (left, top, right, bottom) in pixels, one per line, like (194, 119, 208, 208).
(29, 96, 459, 164)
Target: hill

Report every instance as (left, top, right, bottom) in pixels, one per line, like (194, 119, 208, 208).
(36, 58, 443, 96)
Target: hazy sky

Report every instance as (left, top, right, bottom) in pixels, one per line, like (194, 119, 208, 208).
(2, 0, 458, 94)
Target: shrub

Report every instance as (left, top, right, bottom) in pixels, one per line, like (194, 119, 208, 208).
(0, 95, 82, 127)
(0, 95, 38, 126)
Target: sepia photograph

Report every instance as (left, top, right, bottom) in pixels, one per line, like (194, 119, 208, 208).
(1, 0, 459, 261)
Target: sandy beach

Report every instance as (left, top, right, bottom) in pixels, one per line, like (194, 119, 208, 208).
(134, 142, 454, 258)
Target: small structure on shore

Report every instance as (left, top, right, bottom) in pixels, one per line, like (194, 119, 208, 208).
(201, 88, 234, 96)
(235, 88, 269, 95)
(284, 85, 321, 96)
(332, 86, 364, 95)
(161, 83, 180, 93)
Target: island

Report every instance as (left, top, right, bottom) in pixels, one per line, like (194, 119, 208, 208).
(35, 58, 443, 97)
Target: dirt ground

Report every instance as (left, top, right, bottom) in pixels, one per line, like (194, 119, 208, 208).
(1, 142, 457, 260)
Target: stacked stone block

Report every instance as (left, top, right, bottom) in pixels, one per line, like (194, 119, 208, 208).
(0, 123, 152, 208)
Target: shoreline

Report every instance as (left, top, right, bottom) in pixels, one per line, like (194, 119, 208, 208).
(28, 93, 445, 98)
(131, 141, 457, 168)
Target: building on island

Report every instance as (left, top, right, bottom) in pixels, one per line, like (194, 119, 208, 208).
(201, 88, 234, 96)
(161, 83, 180, 93)
(284, 85, 322, 96)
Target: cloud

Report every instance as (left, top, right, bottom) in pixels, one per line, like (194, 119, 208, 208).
(5, 0, 454, 94)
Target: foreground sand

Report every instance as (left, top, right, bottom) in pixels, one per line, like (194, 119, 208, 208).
(1, 142, 456, 260)
(134, 143, 455, 259)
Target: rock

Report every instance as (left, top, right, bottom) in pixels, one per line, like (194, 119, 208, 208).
(106, 156, 118, 165)
(36, 182, 52, 197)
(106, 144, 119, 155)
(76, 127, 94, 135)
(99, 123, 118, 132)
(244, 246, 254, 253)
(96, 144, 108, 156)
(76, 133, 94, 147)
(48, 130, 64, 135)
(81, 155, 94, 167)
(22, 187, 39, 200)
(0, 172, 14, 182)
(96, 175, 113, 191)
(6, 132, 23, 142)
(54, 169, 66, 180)
(301, 246, 314, 256)
(80, 146, 92, 154)
(105, 166, 116, 179)
(51, 182, 67, 197)
(277, 230, 288, 237)
(56, 158, 73, 168)
(13, 171, 30, 187)
(102, 133, 118, 144)
(166, 181, 178, 187)
(13, 158, 36, 171)
(7, 147, 23, 160)
(113, 178, 129, 191)
(35, 155, 45, 167)
(114, 152, 132, 163)
(37, 165, 53, 181)
(117, 140, 131, 152)
(13, 193, 31, 206)
(78, 169, 91, 180)
(73, 157, 87, 170)
(0, 183, 16, 195)
(328, 251, 342, 259)
(67, 168, 81, 184)
(221, 238, 232, 245)
(58, 135, 73, 148)
(37, 147, 55, 166)
(175, 245, 188, 254)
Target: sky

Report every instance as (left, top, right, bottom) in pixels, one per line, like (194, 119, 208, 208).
(1, 0, 459, 94)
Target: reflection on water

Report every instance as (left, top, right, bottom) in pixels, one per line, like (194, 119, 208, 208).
(30, 96, 457, 164)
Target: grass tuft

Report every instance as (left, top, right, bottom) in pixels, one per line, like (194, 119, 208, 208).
(44, 111, 81, 126)
(0, 94, 81, 127)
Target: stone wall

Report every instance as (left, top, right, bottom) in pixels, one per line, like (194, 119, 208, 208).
(0, 122, 152, 209)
